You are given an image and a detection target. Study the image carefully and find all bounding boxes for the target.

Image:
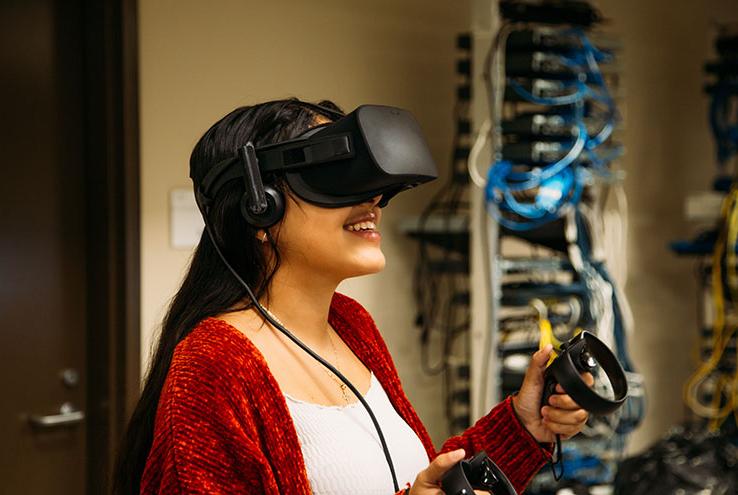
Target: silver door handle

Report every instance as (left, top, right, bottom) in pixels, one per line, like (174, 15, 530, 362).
(29, 402, 85, 428)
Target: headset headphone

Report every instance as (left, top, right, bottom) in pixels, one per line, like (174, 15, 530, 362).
(237, 102, 345, 229)
(237, 142, 284, 228)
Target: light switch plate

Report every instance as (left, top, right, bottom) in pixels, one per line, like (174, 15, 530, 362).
(170, 188, 204, 249)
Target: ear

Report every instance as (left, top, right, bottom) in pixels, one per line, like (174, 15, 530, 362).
(256, 230, 268, 243)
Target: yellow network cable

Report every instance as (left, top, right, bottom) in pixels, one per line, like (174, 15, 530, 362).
(683, 189, 730, 424)
(533, 299, 584, 368)
(531, 298, 562, 367)
(538, 316, 560, 367)
(728, 189, 738, 428)
(684, 185, 738, 429)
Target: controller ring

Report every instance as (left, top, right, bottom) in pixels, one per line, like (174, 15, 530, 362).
(545, 331, 628, 415)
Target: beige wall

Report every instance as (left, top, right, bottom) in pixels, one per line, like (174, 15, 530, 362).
(139, 0, 469, 446)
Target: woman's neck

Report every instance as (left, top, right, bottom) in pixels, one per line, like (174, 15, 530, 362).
(260, 260, 339, 347)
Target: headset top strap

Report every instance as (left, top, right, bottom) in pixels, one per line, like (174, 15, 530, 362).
(195, 131, 354, 207)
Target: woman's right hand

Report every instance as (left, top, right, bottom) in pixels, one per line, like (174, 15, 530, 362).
(408, 449, 486, 495)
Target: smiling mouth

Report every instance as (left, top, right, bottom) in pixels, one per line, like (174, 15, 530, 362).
(343, 220, 381, 241)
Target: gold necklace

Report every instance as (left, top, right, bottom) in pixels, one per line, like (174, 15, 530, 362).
(262, 306, 352, 404)
(326, 330, 351, 403)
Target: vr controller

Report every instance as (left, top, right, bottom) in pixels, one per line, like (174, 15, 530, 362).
(541, 331, 627, 415)
(440, 333, 627, 494)
(441, 451, 517, 495)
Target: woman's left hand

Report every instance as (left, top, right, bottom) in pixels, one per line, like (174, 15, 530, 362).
(511, 344, 594, 444)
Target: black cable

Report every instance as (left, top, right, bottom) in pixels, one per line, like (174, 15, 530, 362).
(550, 434, 564, 481)
(414, 99, 470, 378)
(413, 96, 473, 433)
(196, 199, 401, 493)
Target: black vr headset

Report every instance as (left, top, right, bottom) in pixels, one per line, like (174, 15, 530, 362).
(193, 104, 439, 228)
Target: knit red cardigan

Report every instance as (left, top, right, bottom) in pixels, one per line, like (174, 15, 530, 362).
(141, 292, 551, 494)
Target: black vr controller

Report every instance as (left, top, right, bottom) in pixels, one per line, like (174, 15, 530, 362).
(441, 451, 517, 495)
(541, 331, 628, 415)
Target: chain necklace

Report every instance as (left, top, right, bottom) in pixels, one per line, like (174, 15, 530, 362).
(261, 306, 352, 404)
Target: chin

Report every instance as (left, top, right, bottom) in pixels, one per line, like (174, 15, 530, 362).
(346, 252, 386, 277)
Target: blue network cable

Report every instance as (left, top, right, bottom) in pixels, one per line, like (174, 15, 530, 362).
(572, 210, 646, 436)
(506, 120, 588, 187)
(508, 78, 591, 106)
(488, 29, 620, 231)
(486, 162, 587, 231)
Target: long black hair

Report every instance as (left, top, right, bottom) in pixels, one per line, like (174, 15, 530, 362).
(113, 98, 343, 494)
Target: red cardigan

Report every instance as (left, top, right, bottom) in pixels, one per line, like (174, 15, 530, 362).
(141, 292, 551, 494)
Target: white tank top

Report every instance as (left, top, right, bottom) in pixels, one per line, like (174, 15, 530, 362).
(284, 373, 428, 495)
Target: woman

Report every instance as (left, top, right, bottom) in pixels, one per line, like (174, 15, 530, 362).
(114, 98, 591, 495)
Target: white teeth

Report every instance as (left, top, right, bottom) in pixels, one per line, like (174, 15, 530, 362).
(345, 221, 377, 232)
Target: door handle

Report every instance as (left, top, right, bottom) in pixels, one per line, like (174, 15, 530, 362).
(29, 402, 85, 428)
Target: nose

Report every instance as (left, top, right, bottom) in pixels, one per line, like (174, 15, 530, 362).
(364, 195, 382, 207)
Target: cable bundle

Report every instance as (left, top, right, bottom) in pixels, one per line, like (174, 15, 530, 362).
(707, 31, 738, 170)
(470, 2, 644, 491)
(680, 27, 738, 433)
(479, 24, 622, 231)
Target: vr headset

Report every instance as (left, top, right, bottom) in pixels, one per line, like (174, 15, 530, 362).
(194, 104, 439, 228)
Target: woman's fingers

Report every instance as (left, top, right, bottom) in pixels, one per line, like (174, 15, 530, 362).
(543, 372, 592, 440)
(547, 393, 582, 410)
(542, 420, 584, 437)
(541, 405, 588, 425)
(409, 449, 467, 494)
(582, 371, 595, 387)
(417, 449, 466, 485)
(554, 372, 595, 394)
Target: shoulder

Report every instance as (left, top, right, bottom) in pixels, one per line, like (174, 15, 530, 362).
(155, 317, 271, 443)
(175, 317, 255, 364)
(166, 317, 266, 397)
(144, 319, 269, 492)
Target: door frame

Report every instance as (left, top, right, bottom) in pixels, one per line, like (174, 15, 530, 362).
(81, 0, 140, 491)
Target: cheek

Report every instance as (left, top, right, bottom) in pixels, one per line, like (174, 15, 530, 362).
(277, 206, 345, 261)
(279, 209, 385, 275)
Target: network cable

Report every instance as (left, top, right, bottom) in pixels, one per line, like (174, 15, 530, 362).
(484, 26, 621, 231)
(684, 184, 738, 428)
